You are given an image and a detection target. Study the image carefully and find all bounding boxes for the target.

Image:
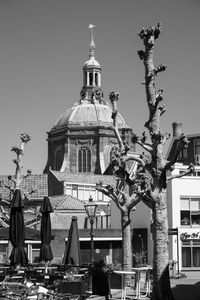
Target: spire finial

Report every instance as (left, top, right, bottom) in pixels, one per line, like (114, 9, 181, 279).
(88, 24, 96, 58)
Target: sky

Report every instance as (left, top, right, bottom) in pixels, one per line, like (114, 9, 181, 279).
(0, 0, 199, 175)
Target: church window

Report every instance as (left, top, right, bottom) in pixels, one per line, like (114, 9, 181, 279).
(110, 146, 118, 162)
(55, 149, 63, 171)
(78, 146, 91, 173)
(89, 72, 93, 86)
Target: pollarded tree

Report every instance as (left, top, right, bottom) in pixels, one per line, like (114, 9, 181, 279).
(0, 133, 41, 229)
(97, 92, 149, 272)
(131, 23, 194, 300)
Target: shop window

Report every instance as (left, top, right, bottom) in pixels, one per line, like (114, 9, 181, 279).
(180, 197, 200, 226)
(182, 240, 200, 268)
(78, 147, 91, 173)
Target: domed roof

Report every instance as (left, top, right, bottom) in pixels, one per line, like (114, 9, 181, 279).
(83, 57, 101, 69)
(51, 102, 129, 132)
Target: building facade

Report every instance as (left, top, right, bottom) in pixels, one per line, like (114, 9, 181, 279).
(167, 123, 200, 271)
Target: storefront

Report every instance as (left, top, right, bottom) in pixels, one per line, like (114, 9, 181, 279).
(181, 231, 200, 269)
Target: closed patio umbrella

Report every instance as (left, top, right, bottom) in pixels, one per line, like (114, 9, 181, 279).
(39, 196, 53, 262)
(9, 189, 28, 266)
(63, 216, 82, 266)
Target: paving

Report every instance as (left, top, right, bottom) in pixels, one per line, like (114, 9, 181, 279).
(88, 271, 200, 300)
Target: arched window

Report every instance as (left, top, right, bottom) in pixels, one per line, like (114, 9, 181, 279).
(89, 72, 93, 86)
(110, 146, 118, 162)
(95, 73, 98, 86)
(78, 147, 91, 173)
(54, 149, 63, 171)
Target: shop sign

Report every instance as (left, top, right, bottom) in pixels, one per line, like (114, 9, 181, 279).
(180, 232, 200, 240)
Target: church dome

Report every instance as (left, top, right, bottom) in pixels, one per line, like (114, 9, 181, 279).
(51, 102, 129, 132)
(83, 57, 100, 69)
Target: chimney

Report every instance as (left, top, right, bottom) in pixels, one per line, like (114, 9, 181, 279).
(172, 122, 182, 137)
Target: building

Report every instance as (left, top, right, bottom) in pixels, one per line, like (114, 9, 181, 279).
(0, 25, 152, 265)
(167, 122, 200, 271)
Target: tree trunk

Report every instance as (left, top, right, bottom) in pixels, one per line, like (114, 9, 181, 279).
(121, 212, 132, 271)
(151, 190, 174, 300)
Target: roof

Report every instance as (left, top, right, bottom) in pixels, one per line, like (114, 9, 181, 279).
(51, 102, 129, 132)
(50, 195, 85, 211)
(50, 170, 115, 185)
(0, 227, 40, 240)
(0, 174, 48, 200)
(52, 228, 123, 239)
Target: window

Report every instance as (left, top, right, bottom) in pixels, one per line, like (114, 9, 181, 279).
(95, 73, 98, 86)
(78, 147, 91, 173)
(194, 140, 200, 165)
(72, 185, 78, 198)
(0, 244, 7, 263)
(64, 184, 109, 202)
(54, 149, 63, 171)
(89, 72, 93, 86)
(180, 197, 200, 226)
(177, 142, 187, 160)
(182, 240, 200, 268)
(32, 244, 40, 263)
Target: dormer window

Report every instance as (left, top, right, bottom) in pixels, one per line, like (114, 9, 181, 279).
(177, 142, 187, 161)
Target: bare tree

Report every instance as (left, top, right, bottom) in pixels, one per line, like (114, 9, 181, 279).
(97, 92, 149, 271)
(0, 133, 41, 229)
(130, 23, 194, 300)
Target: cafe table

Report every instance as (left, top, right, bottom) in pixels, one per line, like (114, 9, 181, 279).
(114, 270, 136, 300)
(131, 266, 152, 299)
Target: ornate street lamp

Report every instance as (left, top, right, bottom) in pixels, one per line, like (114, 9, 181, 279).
(84, 196, 98, 265)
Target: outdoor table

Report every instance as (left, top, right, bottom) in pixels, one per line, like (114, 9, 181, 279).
(114, 270, 136, 300)
(132, 266, 152, 299)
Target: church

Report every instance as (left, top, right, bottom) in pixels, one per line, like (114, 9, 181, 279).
(0, 25, 151, 266)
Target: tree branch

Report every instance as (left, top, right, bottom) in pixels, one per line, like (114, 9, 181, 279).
(167, 163, 195, 181)
(109, 91, 125, 153)
(132, 132, 153, 153)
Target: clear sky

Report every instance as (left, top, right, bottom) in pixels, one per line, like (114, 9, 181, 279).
(0, 0, 199, 175)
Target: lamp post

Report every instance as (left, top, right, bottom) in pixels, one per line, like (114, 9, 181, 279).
(84, 196, 98, 265)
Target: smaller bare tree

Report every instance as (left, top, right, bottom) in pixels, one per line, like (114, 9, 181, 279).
(97, 92, 148, 271)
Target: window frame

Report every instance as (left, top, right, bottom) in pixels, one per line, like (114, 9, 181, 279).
(180, 197, 200, 227)
(78, 146, 91, 173)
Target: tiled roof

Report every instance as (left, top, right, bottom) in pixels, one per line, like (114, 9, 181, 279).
(50, 170, 115, 185)
(0, 174, 48, 200)
(50, 195, 85, 211)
